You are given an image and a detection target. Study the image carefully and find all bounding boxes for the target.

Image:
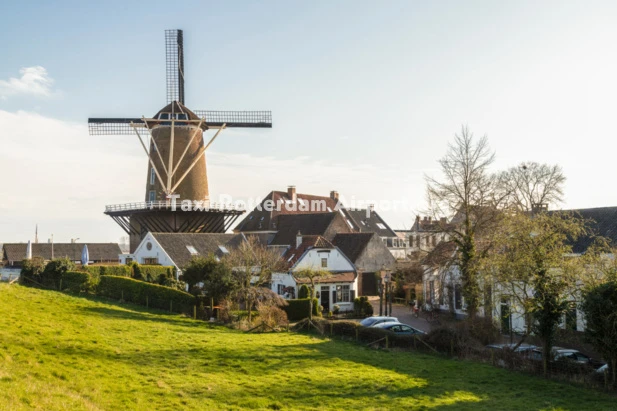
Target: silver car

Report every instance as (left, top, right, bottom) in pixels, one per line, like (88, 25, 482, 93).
(360, 316, 399, 327)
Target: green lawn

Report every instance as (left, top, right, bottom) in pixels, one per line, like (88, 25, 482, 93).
(0, 284, 614, 410)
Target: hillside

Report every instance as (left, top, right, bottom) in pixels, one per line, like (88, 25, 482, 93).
(0, 284, 614, 410)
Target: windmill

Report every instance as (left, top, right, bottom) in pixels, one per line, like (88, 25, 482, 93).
(88, 29, 271, 252)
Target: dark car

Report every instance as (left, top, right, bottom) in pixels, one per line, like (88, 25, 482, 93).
(373, 322, 426, 335)
(360, 316, 399, 327)
(530, 347, 592, 364)
(486, 343, 538, 354)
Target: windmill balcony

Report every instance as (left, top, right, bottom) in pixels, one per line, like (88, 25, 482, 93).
(104, 201, 244, 214)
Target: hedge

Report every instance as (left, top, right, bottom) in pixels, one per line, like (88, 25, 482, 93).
(82, 265, 131, 277)
(59, 271, 93, 293)
(133, 264, 175, 282)
(284, 298, 321, 321)
(97, 275, 195, 313)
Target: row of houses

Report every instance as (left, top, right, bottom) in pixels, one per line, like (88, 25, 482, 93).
(419, 206, 617, 334)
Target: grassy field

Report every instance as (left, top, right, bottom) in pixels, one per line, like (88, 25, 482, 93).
(0, 284, 614, 410)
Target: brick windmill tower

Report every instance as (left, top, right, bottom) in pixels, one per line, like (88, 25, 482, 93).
(88, 30, 272, 251)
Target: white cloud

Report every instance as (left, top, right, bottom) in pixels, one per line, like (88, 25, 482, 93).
(0, 66, 54, 98)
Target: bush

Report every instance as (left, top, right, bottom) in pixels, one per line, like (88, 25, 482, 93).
(97, 275, 195, 314)
(59, 271, 93, 293)
(284, 298, 321, 321)
(257, 304, 289, 329)
(40, 258, 76, 289)
(19, 257, 45, 285)
(353, 296, 373, 317)
(298, 284, 310, 299)
(333, 304, 340, 314)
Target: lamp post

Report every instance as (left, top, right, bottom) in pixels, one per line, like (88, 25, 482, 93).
(384, 272, 391, 316)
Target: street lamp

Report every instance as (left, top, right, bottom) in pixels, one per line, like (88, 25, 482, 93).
(384, 272, 391, 316)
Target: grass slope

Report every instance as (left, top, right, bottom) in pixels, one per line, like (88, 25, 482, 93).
(0, 284, 614, 410)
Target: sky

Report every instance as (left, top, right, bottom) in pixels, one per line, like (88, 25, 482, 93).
(1, 0, 617, 243)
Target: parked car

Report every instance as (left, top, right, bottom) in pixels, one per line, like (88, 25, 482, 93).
(486, 343, 538, 354)
(360, 316, 398, 327)
(373, 322, 426, 335)
(530, 347, 593, 364)
(595, 364, 609, 374)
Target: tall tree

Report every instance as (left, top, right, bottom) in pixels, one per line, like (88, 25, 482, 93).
(223, 235, 285, 323)
(488, 211, 587, 376)
(426, 126, 505, 317)
(182, 254, 234, 304)
(500, 162, 566, 212)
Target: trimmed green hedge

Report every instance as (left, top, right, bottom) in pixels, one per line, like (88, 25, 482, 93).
(97, 275, 194, 313)
(133, 264, 175, 282)
(284, 298, 321, 321)
(59, 271, 93, 293)
(82, 265, 131, 277)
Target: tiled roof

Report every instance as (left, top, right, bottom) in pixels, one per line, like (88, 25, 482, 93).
(421, 241, 457, 268)
(235, 190, 342, 232)
(340, 208, 397, 237)
(2, 243, 122, 264)
(269, 213, 351, 246)
(331, 232, 374, 263)
(550, 207, 617, 253)
(281, 235, 335, 269)
(295, 271, 356, 284)
(150, 232, 243, 268)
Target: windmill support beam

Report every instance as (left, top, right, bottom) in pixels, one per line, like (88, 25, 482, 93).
(142, 116, 169, 176)
(131, 122, 169, 194)
(170, 117, 204, 179)
(170, 124, 226, 193)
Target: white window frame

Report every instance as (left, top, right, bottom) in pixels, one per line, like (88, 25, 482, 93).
(150, 168, 156, 185)
(149, 191, 156, 202)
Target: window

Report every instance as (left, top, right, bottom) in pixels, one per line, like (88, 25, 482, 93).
(150, 168, 156, 185)
(455, 284, 462, 310)
(125, 257, 133, 264)
(321, 258, 327, 268)
(143, 257, 158, 265)
(186, 245, 199, 255)
(218, 245, 229, 254)
(149, 191, 156, 202)
(416, 235, 420, 248)
(429, 280, 435, 304)
(277, 284, 285, 295)
(431, 235, 436, 247)
(376, 223, 387, 230)
(336, 285, 351, 303)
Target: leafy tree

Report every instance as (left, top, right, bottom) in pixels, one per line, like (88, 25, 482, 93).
(488, 211, 587, 376)
(182, 255, 235, 305)
(19, 257, 45, 284)
(426, 126, 505, 317)
(581, 281, 617, 386)
(41, 257, 76, 288)
(293, 268, 331, 321)
(223, 236, 285, 323)
(298, 284, 310, 299)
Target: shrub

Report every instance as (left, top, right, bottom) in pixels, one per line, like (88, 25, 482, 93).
(97, 275, 195, 314)
(19, 257, 45, 285)
(333, 304, 340, 314)
(353, 296, 373, 317)
(284, 298, 321, 321)
(139, 265, 175, 282)
(257, 303, 289, 330)
(40, 258, 76, 289)
(298, 284, 310, 299)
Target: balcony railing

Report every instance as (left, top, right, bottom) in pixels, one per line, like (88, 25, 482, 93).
(104, 201, 245, 213)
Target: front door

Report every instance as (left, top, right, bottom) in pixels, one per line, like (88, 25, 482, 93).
(501, 300, 511, 335)
(321, 286, 330, 312)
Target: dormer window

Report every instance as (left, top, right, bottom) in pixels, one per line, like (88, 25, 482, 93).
(186, 245, 199, 255)
(159, 113, 170, 120)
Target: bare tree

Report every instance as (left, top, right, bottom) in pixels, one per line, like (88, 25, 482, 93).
(500, 162, 566, 212)
(426, 125, 506, 318)
(223, 235, 285, 323)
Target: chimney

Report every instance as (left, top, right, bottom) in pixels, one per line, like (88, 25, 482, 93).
(288, 185, 297, 202)
(369, 204, 375, 213)
(296, 231, 302, 248)
(330, 190, 339, 201)
(428, 216, 432, 223)
(440, 217, 447, 224)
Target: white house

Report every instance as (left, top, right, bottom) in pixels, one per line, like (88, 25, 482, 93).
(271, 233, 359, 313)
(119, 232, 243, 279)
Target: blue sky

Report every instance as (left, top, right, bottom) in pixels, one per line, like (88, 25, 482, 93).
(1, 1, 617, 242)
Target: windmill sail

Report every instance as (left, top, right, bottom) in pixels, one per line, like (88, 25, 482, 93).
(166, 29, 185, 104)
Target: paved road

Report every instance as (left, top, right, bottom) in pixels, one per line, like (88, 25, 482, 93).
(367, 297, 435, 333)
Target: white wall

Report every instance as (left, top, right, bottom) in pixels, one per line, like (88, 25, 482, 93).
(123, 233, 181, 278)
(293, 248, 355, 272)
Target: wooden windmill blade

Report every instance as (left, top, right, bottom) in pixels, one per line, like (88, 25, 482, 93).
(165, 29, 184, 105)
(192, 110, 272, 128)
(87, 118, 150, 136)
